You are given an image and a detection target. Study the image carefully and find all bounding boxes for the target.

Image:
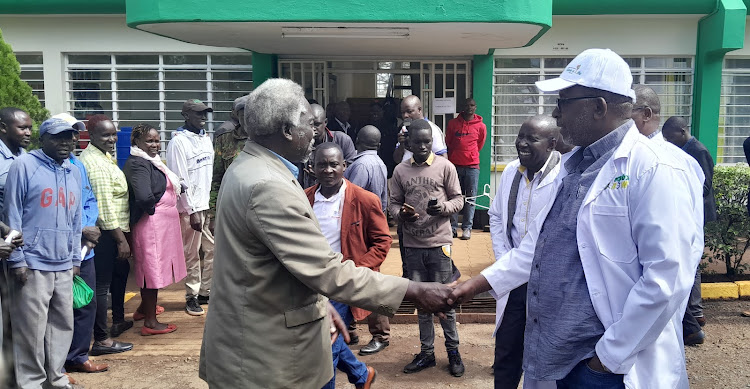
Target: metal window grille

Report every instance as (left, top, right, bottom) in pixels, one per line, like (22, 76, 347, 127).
(720, 58, 750, 164)
(64, 54, 252, 155)
(491, 57, 693, 165)
(16, 53, 46, 107)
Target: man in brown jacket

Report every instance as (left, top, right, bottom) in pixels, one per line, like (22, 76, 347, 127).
(199, 79, 453, 389)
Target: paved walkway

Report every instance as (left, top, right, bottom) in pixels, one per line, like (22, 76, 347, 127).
(107, 228, 496, 359)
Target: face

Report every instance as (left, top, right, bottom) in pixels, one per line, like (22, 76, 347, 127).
(1, 111, 32, 149)
(408, 128, 433, 163)
(463, 99, 477, 116)
(313, 148, 345, 189)
(551, 86, 598, 147)
(516, 122, 554, 171)
(401, 101, 423, 121)
(182, 110, 208, 130)
(289, 102, 316, 163)
(312, 109, 328, 144)
(90, 120, 118, 153)
(41, 131, 77, 163)
(135, 128, 161, 158)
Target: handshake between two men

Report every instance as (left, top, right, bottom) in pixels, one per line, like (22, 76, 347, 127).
(405, 274, 493, 313)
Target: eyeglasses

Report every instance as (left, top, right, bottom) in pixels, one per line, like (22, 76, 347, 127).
(556, 96, 600, 111)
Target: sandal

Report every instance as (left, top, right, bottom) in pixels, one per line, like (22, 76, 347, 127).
(141, 323, 177, 336)
(133, 305, 166, 321)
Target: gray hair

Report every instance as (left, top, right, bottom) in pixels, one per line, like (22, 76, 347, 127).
(244, 78, 308, 137)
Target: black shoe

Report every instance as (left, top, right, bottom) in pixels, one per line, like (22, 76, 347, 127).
(110, 320, 133, 338)
(684, 330, 705, 346)
(403, 351, 436, 374)
(197, 295, 210, 305)
(359, 339, 389, 355)
(347, 334, 360, 345)
(452, 230, 458, 238)
(186, 297, 205, 316)
(447, 350, 465, 377)
(89, 340, 134, 356)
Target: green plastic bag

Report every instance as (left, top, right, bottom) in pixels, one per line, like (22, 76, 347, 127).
(72, 275, 93, 309)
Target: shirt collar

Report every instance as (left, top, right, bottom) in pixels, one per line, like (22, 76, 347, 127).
(519, 152, 555, 183)
(565, 120, 629, 174)
(646, 130, 661, 139)
(353, 150, 378, 160)
(314, 180, 347, 202)
(177, 126, 206, 136)
(268, 150, 299, 178)
(0, 139, 24, 159)
(410, 152, 435, 166)
(87, 144, 115, 162)
(335, 118, 350, 131)
(682, 137, 697, 151)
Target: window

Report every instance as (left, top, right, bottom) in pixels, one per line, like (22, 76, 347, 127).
(720, 59, 750, 164)
(16, 54, 45, 107)
(492, 57, 693, 164)
(65, 53, 252, 153)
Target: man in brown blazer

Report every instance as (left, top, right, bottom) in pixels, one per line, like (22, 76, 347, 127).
(199, 78, 453, 389)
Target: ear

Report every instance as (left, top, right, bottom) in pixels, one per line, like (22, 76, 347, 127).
(0, 122, 7, 135)
(643, 107, 653, 121)
(281, 123, 295, 142)
(548, 137, 558, 152)
(592, 97, 608, 120)
(181, 112, 189, 120)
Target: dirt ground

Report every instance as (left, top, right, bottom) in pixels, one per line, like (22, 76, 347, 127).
(72, 299, 750, 389)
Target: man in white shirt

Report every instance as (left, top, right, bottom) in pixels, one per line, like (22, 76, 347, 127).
(393, 95, 447, 164)
(488, 115, 562, 388)
(167, 99, 215, 316)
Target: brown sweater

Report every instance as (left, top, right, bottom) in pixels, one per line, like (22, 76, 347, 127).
(388, 154, 463, 248)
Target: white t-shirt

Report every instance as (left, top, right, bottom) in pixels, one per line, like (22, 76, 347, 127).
(399, 120, 447, 162)
(166, 127, 214, 214)
(312, 181, 346, 253)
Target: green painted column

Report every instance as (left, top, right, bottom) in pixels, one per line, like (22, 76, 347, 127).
(691, 0, 746, 161)
(251, 52, 278, 87)
(473, 51, 494, 216)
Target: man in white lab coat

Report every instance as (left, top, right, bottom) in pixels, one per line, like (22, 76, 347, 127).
(447, 49, 703, 389)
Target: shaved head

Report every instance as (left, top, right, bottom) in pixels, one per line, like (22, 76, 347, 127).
(632, 85, 662, 136)
(526, 115, 560, 141)
(355, 125, 381, 152)
(310, 103, 326, 119)
(662, 116, 691, 147)
(401, 95, 424, 121)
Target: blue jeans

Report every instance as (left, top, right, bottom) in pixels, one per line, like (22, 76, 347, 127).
(321, 301, 369, 389)
(451, 166, 479, 231)
(556, 359, 625, 389)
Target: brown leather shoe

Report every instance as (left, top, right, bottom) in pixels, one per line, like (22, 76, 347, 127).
(65, 359, 109, 373)
(64, 373, 77, 384)
(356, 366, 376, 389)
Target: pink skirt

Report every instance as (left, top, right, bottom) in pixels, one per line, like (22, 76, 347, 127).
(132, 180, 187, 289)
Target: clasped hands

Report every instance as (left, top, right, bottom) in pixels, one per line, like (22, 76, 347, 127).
(404, 276, 488, 315)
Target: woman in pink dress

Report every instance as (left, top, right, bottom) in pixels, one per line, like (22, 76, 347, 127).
(124, 123, 187, 335)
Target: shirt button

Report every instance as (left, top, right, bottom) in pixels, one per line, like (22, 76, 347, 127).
(533, 318, 538, 323)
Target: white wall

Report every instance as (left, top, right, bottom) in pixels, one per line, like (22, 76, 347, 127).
(0, 15, 247, 114)
(495, 15, 701, 57)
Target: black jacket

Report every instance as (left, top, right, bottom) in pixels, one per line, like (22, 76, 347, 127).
(123, 155, 167, 226)
(683, 137, 718, 224)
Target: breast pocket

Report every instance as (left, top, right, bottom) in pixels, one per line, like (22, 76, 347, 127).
(590, 204, 637, 264)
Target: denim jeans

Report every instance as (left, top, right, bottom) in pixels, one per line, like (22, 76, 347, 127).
(404, 247, 459, 354)
(556, 359, 625, 389)
(451, 166, 480, 231)
(321, 301, 369, 389)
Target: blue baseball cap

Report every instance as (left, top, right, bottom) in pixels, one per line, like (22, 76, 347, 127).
(39, 118, 79, 137)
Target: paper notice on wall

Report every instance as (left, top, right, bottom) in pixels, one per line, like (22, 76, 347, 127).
(433, 98, 456, 115)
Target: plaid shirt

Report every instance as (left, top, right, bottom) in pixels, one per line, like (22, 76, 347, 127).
(79, 146, 130, 232)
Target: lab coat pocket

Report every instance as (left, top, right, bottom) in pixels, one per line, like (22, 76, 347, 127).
(591, 204, 637, 264)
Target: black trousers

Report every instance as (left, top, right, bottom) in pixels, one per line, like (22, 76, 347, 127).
(93, 232, 130, 341)
(494, 283, 527, 389)
(66, 258, 96, 364)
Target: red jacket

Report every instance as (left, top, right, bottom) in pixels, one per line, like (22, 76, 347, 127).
(445, 113, 487, 167)
(304, 180, 392, 320)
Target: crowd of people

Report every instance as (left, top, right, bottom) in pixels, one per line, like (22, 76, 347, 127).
(0, 46, 744, 389)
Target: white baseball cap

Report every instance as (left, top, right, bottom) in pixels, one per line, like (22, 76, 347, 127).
(51, 112, 87, 132)
(535, 48, 636, 101)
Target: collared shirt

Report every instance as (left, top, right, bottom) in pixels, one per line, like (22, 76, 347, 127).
(510, 154, 556, 248)
(334, 118, 351, 133)
(0, 140, 25, 212)
(400, 120, 448, 162)
(313, 181, 346, 253)
(268, 150, 300, 178)
(344, 150, 387, 211)
(166, 126, 214, 215)
(646, 130, 661, 139)
(524, 121, 630, 380)
(409, 152, 435, 166)
(80, 145, 130, 232)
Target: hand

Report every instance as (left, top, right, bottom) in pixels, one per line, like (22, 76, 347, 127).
(13, 267, 28, 285)
(399, 205, 419, 223)
(0, 242, 14, 259)
(10, 232, 23, 249)
(426, 202, 445, 216)
(0, 222, 10, 237)
(404, 281, 454, 313)
(209, 217, 215, 235)
(190, 213, 202, 232)
(446, 276, 491, 308)
(82, 226, 101, 245)
(180, 182, 188, 195)
(587, 355, 611, 373)
(73, 266, 81, 277)
(116, 239, 131, 261)
(327, 302, 350, 345)
(397, 132, 408, 145)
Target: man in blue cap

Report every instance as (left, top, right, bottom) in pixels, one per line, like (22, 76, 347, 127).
(3, 117, 82, 389)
